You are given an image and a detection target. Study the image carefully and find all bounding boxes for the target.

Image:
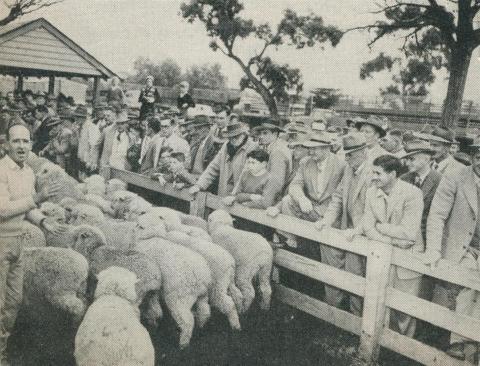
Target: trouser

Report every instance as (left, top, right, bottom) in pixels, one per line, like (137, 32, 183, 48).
(0, 234, 25, 358)
(390, 269, 422, 337)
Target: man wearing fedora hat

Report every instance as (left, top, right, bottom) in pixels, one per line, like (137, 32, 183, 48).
(424, 137, 480, 359)
(99, 110, 133, 175)
(249, 121, 292, 209)
(279, 131, 346, 248)
(355, 115, 390, 166)
(316, 132, 373, 314)
(190, 121, 257, 196)
(428, 126, 465, 177)
(187, 115, 213, 172)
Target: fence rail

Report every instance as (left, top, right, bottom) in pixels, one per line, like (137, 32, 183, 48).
(107, 167, 480, 365)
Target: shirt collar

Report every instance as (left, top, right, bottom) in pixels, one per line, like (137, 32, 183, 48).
(3, 155, 25, 172)
(417, 168, 430, 184)
(353, 162, 365, 176)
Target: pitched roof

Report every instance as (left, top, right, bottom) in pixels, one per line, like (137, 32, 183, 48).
(0, 18, 117, 78)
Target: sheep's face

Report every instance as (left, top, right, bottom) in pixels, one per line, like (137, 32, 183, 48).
(95, 266, 138, 303)
(106, 179, 127, 197)
(110, 190, 137, 218)
(70, 204, 104, 226)
(36, 162, 63, 184)
(59, 198, 78, 223)
(40, 202, 66, 224)
(123, 198, 152, 221)
(72, 225, 106, 259)
(149, 207, 182, 231)
(208, 209, 234, 229)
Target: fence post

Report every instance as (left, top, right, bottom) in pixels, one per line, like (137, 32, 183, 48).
(358, 243, 393, 364)
(189, 192, 207, 218)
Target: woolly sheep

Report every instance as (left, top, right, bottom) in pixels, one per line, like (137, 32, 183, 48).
(39, 202, 66, 223)
(179, 213, 208, 231)
(84, 193, 115, 216)
(70, 204, 137, 251)
(26, 152, 51, 175)
(106, 178, 128, 199)
(109, 190, 147, 220)
(166, 230, 241, 330)
(35, 162, 84, 203)
(59, 197, 79, 223)
(148, 207, 211, 240)
(21, 222, 47, 248)
(208, 210, 273, 313)
(136, 212, 168, 241)
(74, 267, 155, 366)
(136, 238, 212, 348)
(23, 246, 88, 325)
(83, 175, 106, 197)
(89, 246, 163, 327)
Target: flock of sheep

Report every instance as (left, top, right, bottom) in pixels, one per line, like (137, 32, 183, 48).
(23, 154, 274, 366)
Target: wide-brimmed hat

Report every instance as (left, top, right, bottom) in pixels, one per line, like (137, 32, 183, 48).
(301, 131, 331, 148)
(45, 117, 62, 128)
(402, 139, 435, 158)
(468, 135, 480, 150)
(252, 122, 285, 133)
(342, 132, 367, 153)
(355, 116, 389, 137)
(115, 110, 129, 124)
(428, 126, 456, 144)
(72, 105, 88, 118)
(221, 122, 248, 138)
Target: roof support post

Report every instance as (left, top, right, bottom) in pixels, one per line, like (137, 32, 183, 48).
(48, 76, 55, 94)
(16, 75, 23, 92)
(92, 76, 99, 106)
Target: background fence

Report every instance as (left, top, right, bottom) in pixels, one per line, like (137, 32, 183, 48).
(108, 167, 480, 366)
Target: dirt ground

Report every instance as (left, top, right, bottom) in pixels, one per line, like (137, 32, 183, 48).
(7, 295, 419, 366)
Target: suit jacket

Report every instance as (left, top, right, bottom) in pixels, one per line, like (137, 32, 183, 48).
(196, 137, 258, 196)
(288, 153, 346, 217)
(436, 154, 465, 177)
(363, 180, 424, 279)
(401, 169, 442, 243)
(140, 134, 163, 174)
(99, 125, 133, 171)
(323, 163, 373, 229)
(426, 165, 478, 263)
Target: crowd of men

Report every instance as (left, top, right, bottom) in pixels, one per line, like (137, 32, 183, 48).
(1, 74, 480, 362)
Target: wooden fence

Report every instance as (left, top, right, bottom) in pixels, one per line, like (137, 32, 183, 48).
(108, 167, 480, 366)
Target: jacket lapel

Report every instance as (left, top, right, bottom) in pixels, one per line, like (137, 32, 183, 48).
(386, 181, 403, 221)
(461, 168, 478, 218)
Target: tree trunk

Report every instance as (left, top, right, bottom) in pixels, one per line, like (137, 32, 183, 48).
(441, 45, 472, 128)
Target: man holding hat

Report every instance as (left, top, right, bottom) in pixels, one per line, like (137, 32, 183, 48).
(249, 121, 292, 208)
(279, 131, 346, 247)
(138, 75, 160, 121)
(316, 132, 372, 314)
(190, 121, 257, 196)
(99, 110, 133, 175)
(355, 115, 390, 166)
(424, 137, 480, 359)
(428, 126, 465, 177)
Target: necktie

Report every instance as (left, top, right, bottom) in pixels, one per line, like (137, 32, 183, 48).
(431, 161, 439, 170)
(117, 131, 122, 141)
(414, 174, 422, 188)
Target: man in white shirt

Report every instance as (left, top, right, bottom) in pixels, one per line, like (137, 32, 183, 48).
(158, 118, 191, 168)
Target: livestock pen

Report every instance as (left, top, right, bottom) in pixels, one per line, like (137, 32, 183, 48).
(105, 167, 480, 366)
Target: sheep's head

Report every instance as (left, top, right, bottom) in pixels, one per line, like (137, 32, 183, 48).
(136, 212, 167, 240)
(106, 178, 127, 197)
(84, 175, 106, 196)
(70, 204, 104, 226)
(123, 198, 152, 221)
(59, 197, 78, 223)
(36, 162, 64, 185)
(72, 225, 106, 259)
(110, 190, 138, 218)
(95, 266, 138, 304)
(39, 202, 66, 224)
(208, 209, 234, 231)
(149, 207, 182, 231)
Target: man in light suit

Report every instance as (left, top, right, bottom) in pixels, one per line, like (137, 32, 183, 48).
(355, 116, 391, 166)
(427, 126, 465, 177)
(424, 137, 480, 359)
(355, 155, 424, 337)
(316, 132, 373, 315)
(280, 131, 346, 249)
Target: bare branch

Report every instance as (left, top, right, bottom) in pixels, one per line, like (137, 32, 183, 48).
(0, 0, 64, 26)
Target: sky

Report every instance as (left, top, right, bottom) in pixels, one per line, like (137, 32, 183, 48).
(3, 0, 480, 103)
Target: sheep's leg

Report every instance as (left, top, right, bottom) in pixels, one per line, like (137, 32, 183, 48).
(236, 274, 255, 314)
(166, 296, 195, 349)
(257, 262, 273, 311)
(212, 273, 241, 330)
(194, 294, 211, 328)
(142, 291, 163, 328)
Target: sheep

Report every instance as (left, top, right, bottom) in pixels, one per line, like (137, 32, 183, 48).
(106, 178, 128, 199)
(166, 230, 241, 330)
(39, 202, 67, 223)
(88, 246, 163, 328)
(23, 246, 89, 325)
(136, 237, 212, 348)
(109, 190, 148, 220)
(70, 204, 137, 251)
(148, 207, 211, 240)
(136, 212, 168, 241)
(179, 213, 208, 231)
(26, 152, 51, 175)
(84, 193, 116, 216)
(35, 162, 84, 203)
(21, 222, 47, 248)
(74, 267, 155, 366)
(208, 209, 273, 313)
(59, 197, 79, 223)
(83, 174, 106, 196)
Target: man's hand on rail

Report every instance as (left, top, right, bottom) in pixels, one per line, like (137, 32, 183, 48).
(266, 206, 280, 217)
(422, 249, 441, 269)
(223, 196, 236, 206)
(344, 228, 361, 241)
(189, 185, 201, 195)
(314, 219, 330, 231)
(298, 198, 313, 214)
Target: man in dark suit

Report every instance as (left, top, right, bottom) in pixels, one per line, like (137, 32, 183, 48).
(138, 75, 160, 121)
(177, 81, 195, 116)
(400, 139, 442, 243)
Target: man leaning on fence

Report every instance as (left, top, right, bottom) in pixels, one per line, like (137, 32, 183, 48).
(0, 123, 66, 365)
(316, 132, 373, 315)
(424, 136, 480, 360)
(351, 155, 424, 338)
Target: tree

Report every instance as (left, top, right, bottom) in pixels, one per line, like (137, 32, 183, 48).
(180, 1, 342, 119)
(310, 87, 341, 109)
(352, 1, 480, 128)
(184, 63, 227, 89)
(128, 57, 182, 87)
(0, 0, 63, 26)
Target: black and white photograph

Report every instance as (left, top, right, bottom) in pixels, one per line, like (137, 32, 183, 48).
(0, 0, 480, 365)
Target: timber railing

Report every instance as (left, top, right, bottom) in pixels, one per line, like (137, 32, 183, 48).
(108, 167, 480, 366)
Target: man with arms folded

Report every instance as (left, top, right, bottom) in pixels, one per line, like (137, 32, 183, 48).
(0, 123, 66, 364)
